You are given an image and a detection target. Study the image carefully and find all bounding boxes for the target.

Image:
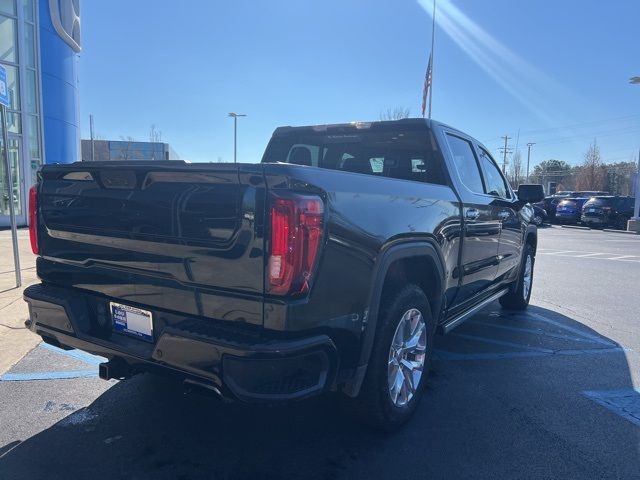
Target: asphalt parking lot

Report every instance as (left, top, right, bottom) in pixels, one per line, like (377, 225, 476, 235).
(1, 226, 639, 480)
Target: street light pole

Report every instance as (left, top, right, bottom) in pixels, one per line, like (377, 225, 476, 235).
(629, 77, 640, 232)
(227, 112, 246, 163)
(633, 148, 640, 218)
(1, 104, 21, 287)
(90, 114, 95, 162)
(526, 142, 535, 183)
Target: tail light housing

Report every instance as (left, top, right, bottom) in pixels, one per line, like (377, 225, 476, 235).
(267, 193, 324, 296)
(28, 185, 39, 254)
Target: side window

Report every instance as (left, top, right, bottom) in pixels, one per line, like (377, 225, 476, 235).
(369, 158, 384, 173)
(445, 134, 484, 193)
(286, 144, 319, 167)
(478, 147, 511, 199)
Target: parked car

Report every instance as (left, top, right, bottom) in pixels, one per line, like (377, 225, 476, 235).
(24, 118, 544, 430)
(537, 196, 561, 221)
(581, 196, 635, 230)
(538, 193, 575, 220)
(554, 197, 590, 224)
(531, 204, 548, 226)
(538, 191, 608, 222)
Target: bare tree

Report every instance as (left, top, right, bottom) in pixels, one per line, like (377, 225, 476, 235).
(508, 151, 523, 188)
(575, 139, 606, 191)
(149, 124, 162, 143)
(379, 107, 411, 121)
(118, 135, 136, 161)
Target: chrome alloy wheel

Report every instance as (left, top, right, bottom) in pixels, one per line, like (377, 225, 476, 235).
(387, 308, 427, 407)
(522, 254, 533, 300)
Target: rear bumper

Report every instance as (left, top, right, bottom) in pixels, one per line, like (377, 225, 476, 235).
(581, 215, 606, 224)
(23, 283, 337, 402)
(555, 212, 580, 222)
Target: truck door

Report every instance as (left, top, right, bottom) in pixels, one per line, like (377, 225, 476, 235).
(443, 133, 501, 305)
(475, 146, 522, 281)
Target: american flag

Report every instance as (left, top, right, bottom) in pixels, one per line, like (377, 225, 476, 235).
(421, 52, 433, 117)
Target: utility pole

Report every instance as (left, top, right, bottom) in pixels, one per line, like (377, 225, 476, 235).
(499, 135, 512, 174)
(526, 142, 535, 182)
(89, 114, 95, 162)
(227, 112, 246, 163)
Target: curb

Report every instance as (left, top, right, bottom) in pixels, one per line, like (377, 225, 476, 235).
(561, 225, 590, 230)
(602, 228, 639, 235)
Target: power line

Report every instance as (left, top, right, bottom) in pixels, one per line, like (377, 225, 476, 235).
(484, 113, 640, 144)
(514, 113, 640, 136)
(535, 126, 640, 146)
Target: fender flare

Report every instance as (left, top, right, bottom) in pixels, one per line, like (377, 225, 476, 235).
(508, 224, 537, 294)
(343, 239, 446, 397)
(524, 224, 538, 253)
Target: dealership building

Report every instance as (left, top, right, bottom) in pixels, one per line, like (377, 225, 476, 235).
(1, 0, 80, 227)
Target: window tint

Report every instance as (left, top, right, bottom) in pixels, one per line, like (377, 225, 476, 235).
(588, 197, 614, 206)
(617, 197, 633, 210)
(445, 134, 484, 193)
(478, 148, 510, 198)
(285, 144, 319, 167)
(263, 129, 447, 185)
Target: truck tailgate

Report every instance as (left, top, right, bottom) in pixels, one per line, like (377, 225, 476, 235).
(37, 162, 266, 325)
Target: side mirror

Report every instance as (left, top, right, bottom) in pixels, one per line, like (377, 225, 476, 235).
(517, 184, 545, 203)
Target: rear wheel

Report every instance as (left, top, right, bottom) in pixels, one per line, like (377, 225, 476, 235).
(616, 217, 627, 230)
(499, 243, 534, 310)
(349, 284, 435, 431)
(533, 214, 543, 226)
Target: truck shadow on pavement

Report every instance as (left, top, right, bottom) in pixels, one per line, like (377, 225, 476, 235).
(2, 305, 639, 480)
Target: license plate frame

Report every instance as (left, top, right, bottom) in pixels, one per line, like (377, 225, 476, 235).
(110, 302, 154, 342)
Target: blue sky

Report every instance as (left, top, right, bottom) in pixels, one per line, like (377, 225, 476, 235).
(79, 0, 640, 168)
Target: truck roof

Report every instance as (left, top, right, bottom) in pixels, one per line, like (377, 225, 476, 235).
(272, 118, 463, 136)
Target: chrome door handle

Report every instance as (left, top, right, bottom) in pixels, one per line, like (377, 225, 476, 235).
(498, 210, 510, 220)
(465, 208, 480, 220)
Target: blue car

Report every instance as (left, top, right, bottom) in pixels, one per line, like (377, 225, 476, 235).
(554, 197, 590, 224)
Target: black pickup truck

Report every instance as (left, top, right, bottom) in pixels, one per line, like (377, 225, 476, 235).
(24, 119, 543, 429)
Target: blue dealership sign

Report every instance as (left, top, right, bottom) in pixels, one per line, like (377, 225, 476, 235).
(0, 64, 9, 108)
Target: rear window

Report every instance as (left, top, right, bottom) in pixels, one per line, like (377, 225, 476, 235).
(585, 197, 614, 206)
(263, 128, 447, 185)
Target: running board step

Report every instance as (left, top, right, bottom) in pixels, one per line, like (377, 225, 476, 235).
(438, 288, 509, 334)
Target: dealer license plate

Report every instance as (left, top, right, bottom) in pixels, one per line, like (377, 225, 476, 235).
(110, 302, 153, 342)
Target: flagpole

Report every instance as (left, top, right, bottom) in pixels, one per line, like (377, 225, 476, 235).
(428, 0, 436, 119)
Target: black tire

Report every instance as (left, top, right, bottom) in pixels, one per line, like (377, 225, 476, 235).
(499, 243, 535, 310)
(533, 215, 543, 226)
(348, 284, 436, 431)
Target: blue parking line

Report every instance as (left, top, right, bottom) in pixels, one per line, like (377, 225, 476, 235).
(525, 312, 614, 346)
(470, 321, 606, 345)
(39, 342, 105, 366)
(434, 350, 549, 361)
(583, 388, 640, 427)
(434, 346, 627, 361)
(451, 333, 555, 353)
(0, 370, 98, 381)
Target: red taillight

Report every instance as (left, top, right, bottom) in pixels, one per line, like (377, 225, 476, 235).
(267, 193, 324, 296)
(28, 185, 39, 254)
